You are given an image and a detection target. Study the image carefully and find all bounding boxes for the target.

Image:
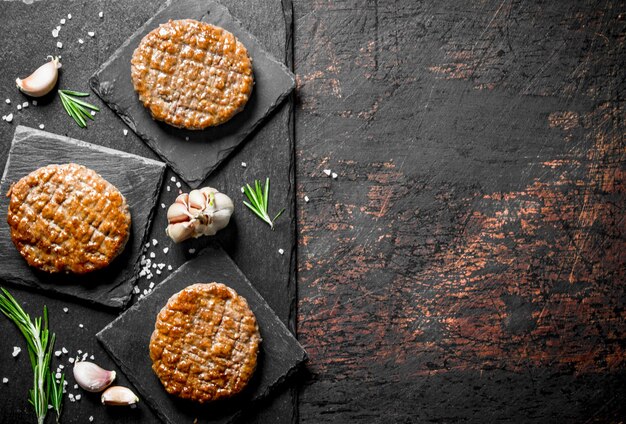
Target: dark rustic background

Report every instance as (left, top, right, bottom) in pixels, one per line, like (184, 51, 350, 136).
(293, 0, 626, 422)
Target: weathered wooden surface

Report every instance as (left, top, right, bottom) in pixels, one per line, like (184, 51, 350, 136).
(294, 0, 625, 422)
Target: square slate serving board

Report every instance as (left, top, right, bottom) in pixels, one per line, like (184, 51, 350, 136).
(90, 0, 296, 188)
(0, 126, 166, 308)
(97, 243, 307, 424)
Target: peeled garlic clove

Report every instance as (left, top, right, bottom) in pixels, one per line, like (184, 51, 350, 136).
(166, 221, 196, 243)
(101, 386, 139, 406)
(73, 361, 116, 393)
(167, 202, 191, 223)
(16, 57, 61, 97)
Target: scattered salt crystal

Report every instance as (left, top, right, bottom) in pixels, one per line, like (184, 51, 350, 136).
(82, 353, 88, 360)
(133, 286, 140, 294)
(55, 372, 61, 379)
(188, 248, 196, 254)
(78, 324, 83, 328)
(57, 41, 63, 49)
(48, 404, 53, 409)
(1, 116, 5, 121)
(88, 31, 95, 37)
(123, 129, 128, 136)
(54, 351, 62, 357)
(150, 252, 156, 258)
(39, 124, 45, 130)
(5, 113, 13, 123)
(5, 99, 10, 104)
(158, 263, 165, 269)
(74, 384, 78, 389)
(12, 347, 21, 357)
(170, 176, 176, 182)
(152, 263, 157, 269)
(278, 248, 285, 255)
(98, 11, 103, 18)
(241, 162, 247, 167)
(60, 18, 66, 25)
(56, 25, 61, 31)
(145, 242, 150, 248)
(63, 381, 68, 386)
(166, 185, 171, 191)
(304, 195, 310, 203)
(63, 307, 68, 313)
(241, 187, 245, 193)
(75, 394, 81, 400)
(156, 270, 162, 275)
(176, 181, 181, 188)
(149, 282, 154, 289)
(58, 365, 64, 369)
(62, 347, 68, 354)
(167, 265, 173, 271)
(68, 393, 74, 400)
(323, 169, 331, 176)
(163, 247, 169, 254)
(52, 29, 59, 37)
(185, 136, 189, 141)
(89, 355, 94, 360)
(78, 350, 82, 354)
(160, 203, 166, 209)
(67, 13, 72, 19)
(90, 111, 96, 116)
(152, 239, 158, 246)
(78, 38, 84, 44)
(332, 172, 338, 179)
(16, 105, 21, 110)
(139, 270, 146, 278)
(2, 378, 7, 384)
(32, 100, 37, 106)
(68, 358, 74, 363)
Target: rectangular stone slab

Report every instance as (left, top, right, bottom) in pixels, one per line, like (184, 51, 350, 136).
(0, 126, 166, 308)
(90, 0, 296, 188)
(97, 243, 307, 424)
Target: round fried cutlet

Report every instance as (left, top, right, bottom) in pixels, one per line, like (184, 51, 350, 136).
(149, 283, 261, 403)
(6, 163, 131, 274)
(131, 19, 254, 130)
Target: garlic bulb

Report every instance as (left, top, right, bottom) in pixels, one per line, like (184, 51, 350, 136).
(73, 361, 116, 392)
(16, 56, 61, 97)
(101, 386, 139, 406)
(165, 187, 234, 243)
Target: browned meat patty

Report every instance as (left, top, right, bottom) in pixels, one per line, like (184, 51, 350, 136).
(131, 19, 254, 130)
(149, 283, 261, 403)
(6, 163, 131, 274)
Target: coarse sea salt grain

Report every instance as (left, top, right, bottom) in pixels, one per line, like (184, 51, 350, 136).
(170, 176, 176, 182)
(32, 100, 37, 106)
(2, 378, 7, 384)
(241, 162, 247, 167)
(88, 31, 95, 37)
(89, 355, 94, 360)
(78, 38, 84, 44)
(150, 252, 156, 258)
(16, 105, 21, 111)
(5, 113, 13, 123)
(332, 172, 338, 179)
(98, 11, 103, 18)
(123, 129, 128, 136)
(304, 195, 310, 203)
(167, 265, 172, 271)
(54, 351, 62, 357)
(166, 186, 171, 192)
(152, 239, 158, 246)
(5, 99, 10, 104)
(90, 111, 96, 116)
(63, 307, 68, 313)
(133, 286, 140, 294)
(278, 248, 285, 255)
(60, 18, 66, 25)
(62, 347, 68, 354)
(188, 248, 196, 254)
(78, 324, 84, 328)
(57, 41, 63, 49)
(68, 357, 74, 363)
(75, 394, 81, 400)
(241, 187, 245, 193)
(163, 247, 169, 254)
(161, 203, 166, 209)
(323, 169, 331, 176)
(55, 372, 61, 379)
(39, 124, 45, 129)
(67, 13, 72, 19)
(89, 416, 94, 422)
(176, 181, 181, 188)
(12, 347, 21, 357)
(74, 384, 78, 389)
(52, 29, 59, 37)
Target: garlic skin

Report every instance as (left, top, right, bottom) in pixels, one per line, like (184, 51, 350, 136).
(101, 386, 140, 406)
(165, 187, 234, 243)
(73, 361, 116, 393)
(15, 56, 61, 97)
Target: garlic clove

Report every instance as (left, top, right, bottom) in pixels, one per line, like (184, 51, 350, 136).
(213, 192, 235, 212)
(101, 386, 139, 406)
(16, 57, 61, 97)
(167, 203, 191, 223)
(175, 193, 189, 206)
(166, 222, 195, 243)
(188, 189, 205, 210)
(73, 361, 116, 393)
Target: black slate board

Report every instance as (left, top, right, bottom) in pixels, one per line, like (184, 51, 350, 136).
(90, 0, 296, 188)
(97, 243, 307, 424)
(0, 126, 166, 308)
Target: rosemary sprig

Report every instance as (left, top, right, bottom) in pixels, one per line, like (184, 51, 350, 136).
(242, 178, 285, 230)
(0, 288, 64, 424)
(58, 89, 99, 128)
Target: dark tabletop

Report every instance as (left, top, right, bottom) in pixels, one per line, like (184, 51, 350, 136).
(1, 0, 625, 423)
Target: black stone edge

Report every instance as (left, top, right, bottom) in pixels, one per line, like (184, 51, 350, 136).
(95, 244, 308, 423)
(0, 125, 167, 309)
(88, 0, 296, 188)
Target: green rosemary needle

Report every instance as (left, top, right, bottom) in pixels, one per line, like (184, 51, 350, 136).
(58, 89, 99, 128)
(0, 288, 64, 424)
(242, 178, 285, 230)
